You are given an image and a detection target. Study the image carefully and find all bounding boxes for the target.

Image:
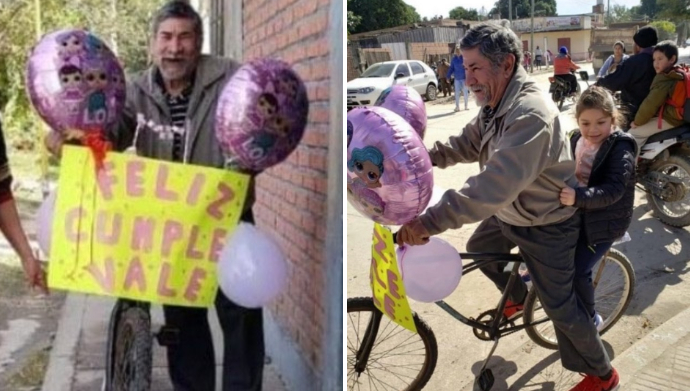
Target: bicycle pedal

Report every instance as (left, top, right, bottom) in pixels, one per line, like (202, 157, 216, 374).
(155, 326, 180, 346)
(477, 368, 494, 391)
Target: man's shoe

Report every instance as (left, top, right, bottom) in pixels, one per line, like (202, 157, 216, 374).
(502, 299, 524, 320)
(454, 107, 460, 112)
(568, 368, 619, 391)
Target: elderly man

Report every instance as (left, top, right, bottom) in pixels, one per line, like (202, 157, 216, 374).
(396, 22, 619, 391)
(45, 2, 264, 390)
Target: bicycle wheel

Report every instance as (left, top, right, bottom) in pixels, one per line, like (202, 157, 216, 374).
(347, 297, 438, 391)
(111, 306, 153, 391)
(523, 248, 635, 350)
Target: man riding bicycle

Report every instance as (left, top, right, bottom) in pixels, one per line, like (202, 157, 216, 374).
(396, 22, 620, 391)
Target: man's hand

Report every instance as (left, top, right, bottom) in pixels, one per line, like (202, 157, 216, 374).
(560, 187, 576, 206)
(396, 217, 431, 246)
(44, 130, 85, 158)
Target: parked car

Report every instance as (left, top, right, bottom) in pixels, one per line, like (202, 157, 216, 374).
(347, 60, 438, 110)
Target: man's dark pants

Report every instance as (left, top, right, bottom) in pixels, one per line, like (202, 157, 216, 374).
(163, 214, 264, 391)
(468, 213, 612, 376)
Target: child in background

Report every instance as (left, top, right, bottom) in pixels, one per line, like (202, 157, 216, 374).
(630, 40, 686, 154)
(560, 86, 636, 336)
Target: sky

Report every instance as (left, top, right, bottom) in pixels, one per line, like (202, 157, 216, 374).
(401, 0, 645, 19)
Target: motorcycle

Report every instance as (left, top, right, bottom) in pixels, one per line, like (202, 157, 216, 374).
(548, 70, 585, 110)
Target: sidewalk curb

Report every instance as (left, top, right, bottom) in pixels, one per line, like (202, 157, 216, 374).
(42, 293, 87, 391)
(611, 306, 690, 388)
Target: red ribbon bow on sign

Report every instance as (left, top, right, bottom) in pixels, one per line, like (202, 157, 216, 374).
(80, 126, 112, 172)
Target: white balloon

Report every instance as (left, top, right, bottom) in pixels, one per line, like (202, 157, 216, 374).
(217, 222, 288, 308)
(36, 189, 57, 258)
(396, 237, 462, 303)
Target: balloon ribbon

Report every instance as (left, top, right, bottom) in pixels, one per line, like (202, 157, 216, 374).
(80, 126, 111, 172)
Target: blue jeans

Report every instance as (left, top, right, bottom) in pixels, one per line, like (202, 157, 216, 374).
(574, 235, 613, 319)
(454, 78, 469, 109)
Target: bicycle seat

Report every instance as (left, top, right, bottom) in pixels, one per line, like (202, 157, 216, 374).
(645, 124, 690, 144)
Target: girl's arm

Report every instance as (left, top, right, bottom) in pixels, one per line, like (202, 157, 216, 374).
(573, 142, 635, 210)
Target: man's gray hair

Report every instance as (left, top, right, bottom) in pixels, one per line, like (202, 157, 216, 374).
(460, 22, 523, 73)
(151, 1, 203, 41)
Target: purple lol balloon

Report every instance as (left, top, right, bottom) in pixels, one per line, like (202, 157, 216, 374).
(374, 85, 427, 139)
(216, 58, 309, 172)
(25, 29, 126, 136)
(346, 106, 433, 225)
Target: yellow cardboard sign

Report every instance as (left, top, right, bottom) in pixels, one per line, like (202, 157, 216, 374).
(370, 223, 417, 333)
(47, 146, 250, 307)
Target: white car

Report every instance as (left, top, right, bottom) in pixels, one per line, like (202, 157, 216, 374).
(347, 60, 438, 110)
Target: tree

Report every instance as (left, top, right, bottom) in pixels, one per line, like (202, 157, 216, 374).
(0, 0, 168, 141)
(640, 0, 659, 19)
(449, 6, 479, 20)
(490, 0, 557, 19)
(649, 20, 676, 41)
(609, 4, 632, 23)
(347, 11, 362, 34)
(347, 0, 421, 34)
(657, 0, 690, 22)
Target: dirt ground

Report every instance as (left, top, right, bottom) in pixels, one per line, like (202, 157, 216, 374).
(0, 150, 64, 391)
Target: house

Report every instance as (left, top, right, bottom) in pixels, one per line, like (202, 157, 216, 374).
(511, 15, 596, 62)
(191, 1, 342, 390)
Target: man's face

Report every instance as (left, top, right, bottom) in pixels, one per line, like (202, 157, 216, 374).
(463, 47, 512, 107)
(151, 17, 200, 82)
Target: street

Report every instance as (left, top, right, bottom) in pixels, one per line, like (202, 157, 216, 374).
(346, 58, 690, 390)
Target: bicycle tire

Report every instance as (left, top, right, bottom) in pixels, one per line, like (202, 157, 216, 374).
(347, 297, 438, 391)
(111, 306, 153, 391)
(523, 248, 635, 350)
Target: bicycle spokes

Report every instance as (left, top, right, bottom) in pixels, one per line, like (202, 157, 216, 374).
(348, 309, 428, 390)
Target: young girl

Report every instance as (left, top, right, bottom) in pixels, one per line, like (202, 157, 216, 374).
(630, 40, 685, 153)
(560, 86, 636, 331)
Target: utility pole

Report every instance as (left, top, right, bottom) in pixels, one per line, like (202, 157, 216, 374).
(530, 0, 535, 67)
(607, 0, 610, 26)
(509, 0, 512, 21)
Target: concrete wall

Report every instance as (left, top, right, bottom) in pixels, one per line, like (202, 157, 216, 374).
(521, 29, 592, 62)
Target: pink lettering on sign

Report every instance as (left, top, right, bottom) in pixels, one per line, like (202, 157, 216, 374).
(185, 226, 205, 260)
(131, 217, 155, 253)
(208, 228, 227, 263)
(386, 270, 401, 300)
(96, 211, 122, 245)
(183, 268, 207, 302)
(123, 257, 146, 293)
(126, 160, 146, 197)
(157, 262, 177, 297)
(65, 207, 88, 242)
(206, 182, 235, 220)
(186, 173, 206, 207)
(370, 257, 386, 289)
(96, 161, 117, 201)
(84, 257, 115, 293)
(155, 165, 179, 201)
(161, 220, 184, 257)
(383, 295, 396, 319)
(373, 229, 391, 264)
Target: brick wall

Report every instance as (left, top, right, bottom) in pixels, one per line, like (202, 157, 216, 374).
(242, 0, 330, 373)
(409, 42, 452, 62)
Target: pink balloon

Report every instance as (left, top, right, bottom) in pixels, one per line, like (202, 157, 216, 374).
(397, 237, 463, 303)
(25, 29, 126, 137)
(36, 190, 57, 257)
(217, 222, 288, 308)
(215, 58, 309, 172)
(374, 85, 427, 139)
(346, 106, 433, 225)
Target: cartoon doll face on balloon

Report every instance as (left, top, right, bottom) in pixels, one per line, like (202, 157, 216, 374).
(57, 32, 83, 59)
(347, 146, 385, 188)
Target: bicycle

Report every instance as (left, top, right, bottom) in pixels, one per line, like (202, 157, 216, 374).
(347, 239, 635, 391)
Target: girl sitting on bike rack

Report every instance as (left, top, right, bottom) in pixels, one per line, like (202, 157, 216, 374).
(559, 86, 637, 332)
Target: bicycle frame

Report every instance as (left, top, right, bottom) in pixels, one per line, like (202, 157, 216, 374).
(354, 252, 551, 374)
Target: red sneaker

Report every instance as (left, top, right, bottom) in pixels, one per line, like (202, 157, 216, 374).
(569, 368, 619, 391)
(502, 299, 524, 320)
